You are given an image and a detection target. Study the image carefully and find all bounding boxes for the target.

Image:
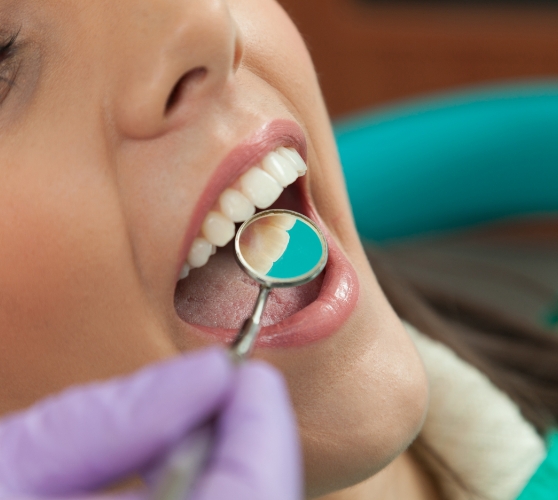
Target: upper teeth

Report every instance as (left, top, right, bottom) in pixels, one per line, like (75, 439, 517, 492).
(180, 146, 307, 279)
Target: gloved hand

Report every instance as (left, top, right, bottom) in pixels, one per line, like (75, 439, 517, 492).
(0, 348, 302, 500)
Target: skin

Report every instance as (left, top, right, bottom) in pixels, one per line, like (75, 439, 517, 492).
(0, 0, 432, 498)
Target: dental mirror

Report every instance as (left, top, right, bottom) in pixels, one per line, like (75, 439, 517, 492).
(230, 209, 328, 361)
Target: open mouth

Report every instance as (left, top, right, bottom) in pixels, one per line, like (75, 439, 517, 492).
(174, 122, 359, 347)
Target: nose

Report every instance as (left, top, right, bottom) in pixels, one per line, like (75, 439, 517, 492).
(113, 0, 244, 139)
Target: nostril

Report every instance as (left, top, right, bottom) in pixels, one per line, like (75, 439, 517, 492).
(166, 66, 208, 113)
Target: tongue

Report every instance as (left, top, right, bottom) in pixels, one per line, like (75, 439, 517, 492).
(175, 242, 323, 330)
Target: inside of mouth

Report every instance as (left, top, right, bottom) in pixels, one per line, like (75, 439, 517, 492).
(174, 182, 325, 331)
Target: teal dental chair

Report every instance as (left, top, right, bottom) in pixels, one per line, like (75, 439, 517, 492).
(334, 82, 558, 243)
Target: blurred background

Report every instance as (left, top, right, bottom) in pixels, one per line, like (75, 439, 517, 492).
(278, 0, 558, 118)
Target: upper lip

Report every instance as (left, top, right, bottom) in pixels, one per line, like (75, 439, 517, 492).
(175, 119, 308, 277)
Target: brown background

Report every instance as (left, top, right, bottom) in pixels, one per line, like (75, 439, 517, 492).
(278, 0, 558, 118)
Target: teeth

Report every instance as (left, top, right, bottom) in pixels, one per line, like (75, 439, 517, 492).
(202, 211, 235, 247)
(179, 263, 190, 280)
(180, 147, 307, 279)
(239, 221, 291, 275)
(277, 147, 307, 176)
(261, 152, 298, 188)
(219, 189, 256, 222)
(240, 167, 283, 209)
(187, 237, 213, 268)
(268, 213, 297, 231)
(248, 224, 291, 261)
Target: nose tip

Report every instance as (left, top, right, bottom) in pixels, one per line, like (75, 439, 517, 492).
(113, 0, 244, 140)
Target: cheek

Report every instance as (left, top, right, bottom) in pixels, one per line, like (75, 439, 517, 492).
(0, 173, 126, 322)
(0, 144, 173, 413)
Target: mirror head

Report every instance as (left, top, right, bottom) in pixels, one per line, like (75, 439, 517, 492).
(235, 210, 328, 288)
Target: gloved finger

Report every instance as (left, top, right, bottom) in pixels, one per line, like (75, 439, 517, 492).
(0, 348, 233, 498)
(192, 361, 303, 500)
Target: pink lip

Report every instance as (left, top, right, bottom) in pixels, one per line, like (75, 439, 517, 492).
(188, 202, 360, 348)
(176, 119, 307, 278)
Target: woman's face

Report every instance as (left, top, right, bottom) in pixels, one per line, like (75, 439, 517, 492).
(0, 0, 428, 497)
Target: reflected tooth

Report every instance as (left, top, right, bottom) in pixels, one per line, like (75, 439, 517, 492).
(240, 242, 274, 275)
(187, 237, 213, 268)
(202, 211, 235, 247)
(219, 188, 255, 223)
(240, 167, 283, 209)
(179, 263, 190, 280)
(252, 224, 291, 261)
(262, 152, 298, 188)
(211, 245, 217, 255)
(241, 222, 290, 262)
(239, 223, 290, 275)
(278, 147, 307, 176)
(268, 213, 297, 231)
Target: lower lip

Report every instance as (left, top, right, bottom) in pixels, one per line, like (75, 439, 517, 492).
(191, 214, 360, 348)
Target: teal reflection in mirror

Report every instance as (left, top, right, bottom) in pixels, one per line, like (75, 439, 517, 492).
(236, 210, 328, 287)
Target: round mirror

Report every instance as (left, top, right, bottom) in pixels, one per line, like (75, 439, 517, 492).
(235, 210, 328, 288)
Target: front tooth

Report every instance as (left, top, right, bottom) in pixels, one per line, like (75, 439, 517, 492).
(239, 242, 274, 275)
(268, 213, 297, 231)
(187, 237, 213, 268)
(277, 147, 307, 176)
(219, 188, 256, 222)
(179, 263, 190, 280)
(202, 211, 235, 247)
(240, 167, 283, 209)
(262, 152, 298, 188)
(252, 224, 291, 261)
(239, 223, 290, 275)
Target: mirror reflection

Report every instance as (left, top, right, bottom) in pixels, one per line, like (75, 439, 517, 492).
(237, 211, 327, 283)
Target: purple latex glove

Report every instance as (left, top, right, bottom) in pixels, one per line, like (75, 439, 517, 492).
(0, 348, 302, 500)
